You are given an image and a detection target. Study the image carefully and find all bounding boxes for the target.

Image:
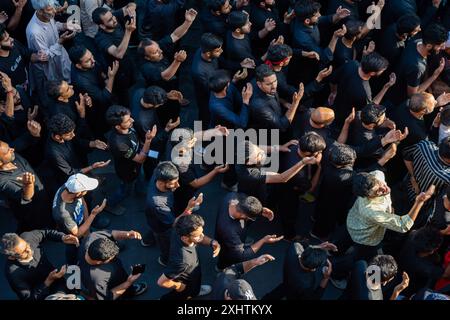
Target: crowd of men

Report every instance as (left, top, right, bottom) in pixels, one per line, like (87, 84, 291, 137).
(0, 0, 450, 300)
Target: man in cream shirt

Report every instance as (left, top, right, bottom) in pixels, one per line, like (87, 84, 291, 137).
(347, 170, 435, 261)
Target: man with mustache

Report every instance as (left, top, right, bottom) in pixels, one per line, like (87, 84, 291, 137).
(0, 22, 48, 89)
(346, 171, 435, 262)
(26, 0, 75, 93)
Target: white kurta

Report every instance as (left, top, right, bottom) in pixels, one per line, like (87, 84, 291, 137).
(26, 13, 71, 90)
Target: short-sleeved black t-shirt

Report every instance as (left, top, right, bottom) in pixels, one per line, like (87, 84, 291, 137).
(390, 39, 427, 105)
(52, 186, 85, 234)
(145, 175, 176, 233)
(163, 230, 201, 285)
(235, 164, 267, 203)
(333, 38, 354, 70)
(79, 230, 128, 300)
(330, 61, 372, 127)
(107, 127, 141, 182)
(140, 36, 176, 89)
(0, 40, 32, 87)
(211, 263, 245, 299)
(0, 154, 51, 230)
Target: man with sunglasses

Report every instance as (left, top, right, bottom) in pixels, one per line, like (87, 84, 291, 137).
(1, 229, 79, 300)
(215, 192, 281, 271)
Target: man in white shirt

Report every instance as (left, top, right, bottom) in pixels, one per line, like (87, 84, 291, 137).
(26, 0, 75, 92)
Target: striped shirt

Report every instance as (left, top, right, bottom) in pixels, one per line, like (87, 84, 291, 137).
(406, 140, 450, 203)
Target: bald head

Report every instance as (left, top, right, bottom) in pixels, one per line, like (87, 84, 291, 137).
(311, 107, 335, 126)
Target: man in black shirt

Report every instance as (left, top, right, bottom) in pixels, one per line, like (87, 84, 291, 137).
(329, 52, 392, 129)
(280, 241, 333, 300)
(157, 214, 221, 300)
(291, 0, 348, 84)
(0, 140, 53, 232)
(212, 254, 274, 300)
(278, 132, 325, 240)
(144, 161, 203, 264)
(69, 45, 119, 138)
(106, 105, 156, 209)
(79, 230, 147, 300)
(200, 0, 231, 37)
(137, 9, 197, 124)
(375, 14, 421, 67)
(0, 23, 48, 88)
(44, 114, 110, 195)
(235, 139, 316, 204)
(388, 23, 448, 106)
(191, 33, 223, 128)
(398, 226, 450, 297)
(1, 230, 79, 300)
(142, 0, 186, 41)
(215, 192, 281, 270)
(93, 6, 136, 106)
(133, 86, 180, 180)
(248, 64, 303, 144)
(224, 10, 257, 73)
(312, 143, 355, 240)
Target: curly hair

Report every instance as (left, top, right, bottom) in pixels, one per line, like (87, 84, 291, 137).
(87, 238, 119, 262)
(47, 114, 76, 136)
(0, 233, 21, 257)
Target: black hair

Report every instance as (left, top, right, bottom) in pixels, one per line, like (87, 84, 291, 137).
(137, 38, 154, 58)
(299, 132, 326, 153)
(408, 93, 434, 113)
(266, 44, 293, 63)
(92, 7, 109, 25)
(87, 238, 119, 262)
(255, 64, 275, 82)
(207, 0, 227, 12)
(422, 23, 448, 46)
(396, 14, 421, 36)
(360, 103, 386, 125)
(68, 45, 88, 64)
(352, 172, 378, 197)
(105, 105, 130, 126)
(344, 19, 364, 40)
(209, 69, 231, 93)
(294, 0, 321, 23)
(154, 161, 179, 182)
(175, 214, 205, 237)
(0, 23, 7, 41)
(142, 86, 167, 106)
(235, 193, 263, 219)
(47, 81, 63, 99)
(48, 113, 76, 136)
(368, 255, 398, 282)
(200, 33, 223, 54)
(360, 52, 389, 74)
(411, 226, 443, 254)
(227, 10, 249, 30)
(329, 143, 356, 167)
(301, 246, 327, 270)
(439, 136, 450, 160)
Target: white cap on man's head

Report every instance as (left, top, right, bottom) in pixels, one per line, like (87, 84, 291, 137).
(65, 174, 99, 193)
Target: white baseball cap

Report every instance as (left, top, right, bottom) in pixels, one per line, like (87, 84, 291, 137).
(65, 174, 99, 193)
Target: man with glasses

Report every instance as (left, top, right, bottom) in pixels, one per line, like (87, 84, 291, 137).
(157, 214, 220, 300)
(215, 192, 281, 270)
(1, 230, 79, 300)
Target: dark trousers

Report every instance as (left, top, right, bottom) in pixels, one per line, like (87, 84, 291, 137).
(277, 186, 300, 239)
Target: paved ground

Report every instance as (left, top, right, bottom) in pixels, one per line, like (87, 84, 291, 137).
(0, 0, 343, 300)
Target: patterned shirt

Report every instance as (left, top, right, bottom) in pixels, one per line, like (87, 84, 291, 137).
(347, 171, 414, 246)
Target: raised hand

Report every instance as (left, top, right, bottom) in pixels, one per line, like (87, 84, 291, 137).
(91, 198, 107, 215)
